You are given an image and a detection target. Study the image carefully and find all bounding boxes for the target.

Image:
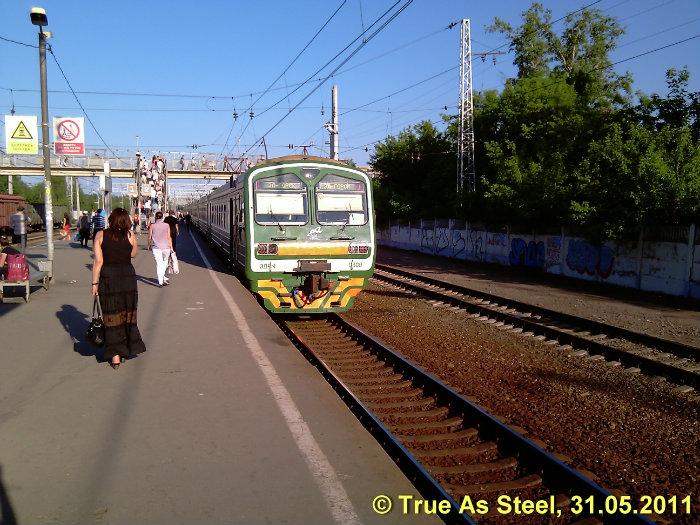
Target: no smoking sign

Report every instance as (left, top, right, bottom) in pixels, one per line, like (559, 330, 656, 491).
(53, 116, 85, 155)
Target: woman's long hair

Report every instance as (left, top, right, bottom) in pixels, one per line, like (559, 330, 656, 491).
(106, 208, 131, 240)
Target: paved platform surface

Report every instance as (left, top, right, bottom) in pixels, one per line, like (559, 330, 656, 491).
(378, 246, 700, 347)
(0, 232, 440, 525)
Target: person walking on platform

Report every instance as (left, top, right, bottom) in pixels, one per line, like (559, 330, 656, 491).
(163, 211, 179, 253)
(184, 212, 192, 231)
(91, 208, 146, 369)
(147, 211, 172, 287)
(59, 212, 71, 241)
(78, 211, 90, 247)
(91, 208, 106, 245)
(10, 206, 30, 253)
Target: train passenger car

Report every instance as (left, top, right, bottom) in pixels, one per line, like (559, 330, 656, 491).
(187, 155, 375, 313)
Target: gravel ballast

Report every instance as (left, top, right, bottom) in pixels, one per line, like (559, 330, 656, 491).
(345, 283, 700, 524)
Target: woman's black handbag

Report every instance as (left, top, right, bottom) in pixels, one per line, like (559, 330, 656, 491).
(86, 295, 105, 347)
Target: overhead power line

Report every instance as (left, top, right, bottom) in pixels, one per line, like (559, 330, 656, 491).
(47, 45, 118, 158)
(0, 35, 38, 48)
(240, 0, 415, 160)
(218, 0, 347, 159)
(229, 0, 411, 158)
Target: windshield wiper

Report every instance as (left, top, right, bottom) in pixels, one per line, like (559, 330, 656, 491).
(272, 236, 297, 241)
(267, 207, 285, 232)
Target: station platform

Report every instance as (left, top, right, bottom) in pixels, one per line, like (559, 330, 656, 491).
(0, 232, 439, 525)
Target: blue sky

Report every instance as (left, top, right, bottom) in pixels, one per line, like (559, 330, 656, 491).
(1, 0, 699, 178)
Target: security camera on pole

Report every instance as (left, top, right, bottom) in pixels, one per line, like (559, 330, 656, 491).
(31, 6, 54, 280)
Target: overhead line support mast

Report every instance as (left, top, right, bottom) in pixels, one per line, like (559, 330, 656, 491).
(457, 18, 475, 197)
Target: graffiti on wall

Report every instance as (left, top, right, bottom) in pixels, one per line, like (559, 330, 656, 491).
(469, 230, 484, 261)
(487, 233, 508, 247)
(436, 227, 450, 255)
(566, 239, 615, 278)
(546, 236, 562, 266)
(420, 228, 434, 253)
(451, 230, 465, 258)
(509, 238, 545, 268)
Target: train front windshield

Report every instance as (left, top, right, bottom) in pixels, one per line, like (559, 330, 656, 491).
(315, 174, 368, 226)
(254, 173, 308, 225)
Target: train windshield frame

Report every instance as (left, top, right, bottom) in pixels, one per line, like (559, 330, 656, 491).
(314, 174, 368, 226)
(253, 173, 308, 226)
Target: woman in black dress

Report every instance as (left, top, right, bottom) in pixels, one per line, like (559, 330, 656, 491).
(91, 208, 146, 369)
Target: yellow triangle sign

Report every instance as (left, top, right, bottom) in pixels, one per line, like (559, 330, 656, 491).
(11, 121, 33, 140)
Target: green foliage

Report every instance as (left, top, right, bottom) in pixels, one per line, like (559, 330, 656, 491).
(369, 2, 700, 241)
(371, 121, 455, 220)
(1, 175, 94, 211)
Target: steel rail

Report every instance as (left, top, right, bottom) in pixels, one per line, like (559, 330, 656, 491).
(279, 314, 655, 525)
(376, 263, 700, 361)
(374, 266, 700, 389)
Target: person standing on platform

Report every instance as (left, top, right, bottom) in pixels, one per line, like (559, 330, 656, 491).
(147, 211, 172, 287)
(184, 212, 192, 231)
(91, 208, 146, 369)
(78, 211, 90, 247)
(91, 208, 106, 245)
(10, 206, 30, 253)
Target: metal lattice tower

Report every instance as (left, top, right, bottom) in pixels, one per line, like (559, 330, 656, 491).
(457, 18, 475, 195)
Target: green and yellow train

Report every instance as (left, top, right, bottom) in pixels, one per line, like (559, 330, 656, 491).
(186, 155, 376, 313)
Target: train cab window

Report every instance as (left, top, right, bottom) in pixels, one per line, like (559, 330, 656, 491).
(254, 173, 308, 225)
(315, 174, 367, 225)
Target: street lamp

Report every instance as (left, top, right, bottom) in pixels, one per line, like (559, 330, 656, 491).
(31, 6, 53, 280)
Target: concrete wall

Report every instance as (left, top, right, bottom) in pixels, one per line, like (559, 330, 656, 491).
(380, 221, 699, 299)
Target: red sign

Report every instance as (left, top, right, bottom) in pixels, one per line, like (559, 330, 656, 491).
(53, 117, 85, 155)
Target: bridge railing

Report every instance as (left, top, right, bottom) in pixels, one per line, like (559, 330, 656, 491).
(0, 150, 266, 172)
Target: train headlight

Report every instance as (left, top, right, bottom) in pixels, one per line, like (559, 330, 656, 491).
(256, 243, 278, 255)
(348, 244, 369, 254)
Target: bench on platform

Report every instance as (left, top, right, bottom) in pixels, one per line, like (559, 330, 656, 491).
(0, 259, 50, 303)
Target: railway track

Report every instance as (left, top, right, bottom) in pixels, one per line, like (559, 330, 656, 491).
(280, 314, 656, 525)
(373, 264, 700, 391)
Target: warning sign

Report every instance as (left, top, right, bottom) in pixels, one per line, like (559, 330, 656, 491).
(11, 121, 34, 140)
(4, 115, 38, 154)
(53, 116, 85, 155)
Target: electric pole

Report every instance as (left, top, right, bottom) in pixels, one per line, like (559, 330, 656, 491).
(324, 85, 339, 160)
(32, 7, 54, 278)
(457, 18, 475, 196)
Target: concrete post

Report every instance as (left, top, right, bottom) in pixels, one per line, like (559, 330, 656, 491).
(684, 224, 697, 297)
(38, 28, 54, 279)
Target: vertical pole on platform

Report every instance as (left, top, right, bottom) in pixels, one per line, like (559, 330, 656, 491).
(7, 175, 13, 194)
(38, 27, 54, 279)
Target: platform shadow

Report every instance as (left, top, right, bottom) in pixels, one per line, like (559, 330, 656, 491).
(0, 464, 17, 525)
(55, 304, 105, 362)
(136, 275, 160, 287)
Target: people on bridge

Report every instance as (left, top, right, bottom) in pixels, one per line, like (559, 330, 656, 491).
(179, 155, 185, 170)
(91, 208, 146, 369)
(147, 211, 173, 287)
(10, 206, 30, 253)
(78, 211, 90, 247)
